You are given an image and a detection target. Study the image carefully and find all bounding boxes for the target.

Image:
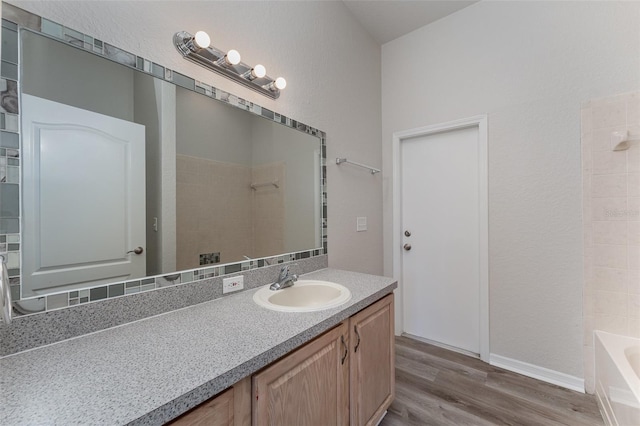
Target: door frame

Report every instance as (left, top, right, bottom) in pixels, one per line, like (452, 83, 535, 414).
(391, 115, 489, 362)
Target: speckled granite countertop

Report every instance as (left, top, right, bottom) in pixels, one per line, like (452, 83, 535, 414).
(0, 268, 396, 425)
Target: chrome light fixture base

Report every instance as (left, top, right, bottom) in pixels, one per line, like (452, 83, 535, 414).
(174, 31, 281, 100)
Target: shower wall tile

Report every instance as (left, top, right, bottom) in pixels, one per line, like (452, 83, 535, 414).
(630, 270, 640, 294)
(593, 244, 627, 269)
(628, 318, 640, 339)
(581, 108, 592, 135)
(591, 197, 627, 221)
(592, 151, 627, 175)
(592, 97, 627, 129)
(628, 245, 640, 270)
(629, 221, 640, 245)
(591, 174, 626, 198)
(629, 294, 640, 318)
(592, 221, 627, 245)
(630, 197, 640, 214)
(627, 93, 640, 126)
(593, 267, 628, 293)
(594, 290, 628, 316)
(594, 313, 628, 336)
(591, 127, 620, 152)
(582, 90, 640, 394)
(628, 173, 640, 197)
(628, 145, 640, 172)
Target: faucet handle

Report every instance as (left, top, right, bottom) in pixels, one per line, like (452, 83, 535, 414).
(278, 265, 289, 279)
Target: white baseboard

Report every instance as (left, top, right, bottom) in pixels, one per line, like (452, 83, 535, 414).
(489, 353, 585, 393)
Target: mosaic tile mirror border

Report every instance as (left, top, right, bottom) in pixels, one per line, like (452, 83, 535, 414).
(0, 4, 328, 315)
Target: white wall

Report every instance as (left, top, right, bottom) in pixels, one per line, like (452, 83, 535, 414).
(382, 1, 640, 378)
(10, 0, 383, 275)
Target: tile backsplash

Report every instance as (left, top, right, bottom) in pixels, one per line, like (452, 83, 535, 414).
(0, 255, 328, 357)
(581, 91, 640, 393)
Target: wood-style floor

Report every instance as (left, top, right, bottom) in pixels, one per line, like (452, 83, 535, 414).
(380, 336, 604, 426)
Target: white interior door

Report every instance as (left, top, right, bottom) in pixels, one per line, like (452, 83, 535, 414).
(401, 125, 482, 355)
(22, 94, 146, 296)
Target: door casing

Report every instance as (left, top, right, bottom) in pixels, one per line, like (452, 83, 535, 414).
(391, 115, 489, 362)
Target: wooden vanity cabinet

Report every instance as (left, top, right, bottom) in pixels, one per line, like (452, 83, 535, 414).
(168, 377, 251, 426)
(167, 294, 394, 426)
(349, 294, 395, 426)
(253, 293, 394, 426)
(252, 322, 350, 426)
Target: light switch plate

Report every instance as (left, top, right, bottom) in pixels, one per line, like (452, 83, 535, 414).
(357, 216, 367, 232)
(223, 275, 244, 294)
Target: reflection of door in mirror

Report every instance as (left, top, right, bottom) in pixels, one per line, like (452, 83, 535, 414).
(21, 94, 146, 297)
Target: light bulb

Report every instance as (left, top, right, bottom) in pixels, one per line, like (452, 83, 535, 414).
(252, 64, 266, 79)
(226, 49, 241, 65)
(193, 31, 210, 49)
(275, 77, 287, 90)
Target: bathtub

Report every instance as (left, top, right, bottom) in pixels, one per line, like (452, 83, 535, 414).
(595, 331, 640, 426)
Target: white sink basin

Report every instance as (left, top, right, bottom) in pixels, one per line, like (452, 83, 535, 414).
(253, 280, 352, 312)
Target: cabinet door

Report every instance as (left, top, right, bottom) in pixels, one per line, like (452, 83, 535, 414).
(350, 294, 395, 426)
(168, 377, 251, 426)
(169, 387, 234, 426)
(252, 322, 350, 426)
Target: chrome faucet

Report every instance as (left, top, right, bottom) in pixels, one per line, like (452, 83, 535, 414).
(270, 265, 298, 291)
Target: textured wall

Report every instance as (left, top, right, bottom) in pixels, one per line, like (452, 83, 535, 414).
(381, 1, 640, 378)
(9, 0, 383, 274)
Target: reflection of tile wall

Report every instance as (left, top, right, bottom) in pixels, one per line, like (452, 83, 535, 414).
(176, 155, 253, 269)
(0, 5, 327, 317)
(582, 91, 640, 393)
(252, 163, 285, 257)
(0, 19, 22, 299)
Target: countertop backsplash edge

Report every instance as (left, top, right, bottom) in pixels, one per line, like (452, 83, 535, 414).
(0, 255, 328, 357)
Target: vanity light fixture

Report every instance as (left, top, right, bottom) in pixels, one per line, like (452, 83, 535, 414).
(215, 49, 241, 67)
(264, 77, 287, 92)
(174, 30, 286, 99)
(193, 31, 211, 49)
(242, 64, 267, 81)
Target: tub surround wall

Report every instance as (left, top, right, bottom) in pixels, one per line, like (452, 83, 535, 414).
(582, 91, 640, 393)
(382, 0, 640, 383)
(0, 255, 327, 357)
(176, 155, 253, 269)
(176, 156, 286, 269)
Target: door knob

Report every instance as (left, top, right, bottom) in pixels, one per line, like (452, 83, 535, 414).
(404, 230, 411, 237)
(126, 247, 144, 255)
(403, 244, 411, 251)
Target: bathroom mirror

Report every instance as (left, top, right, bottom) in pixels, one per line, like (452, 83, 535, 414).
(0, 16, 326, 310)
